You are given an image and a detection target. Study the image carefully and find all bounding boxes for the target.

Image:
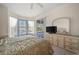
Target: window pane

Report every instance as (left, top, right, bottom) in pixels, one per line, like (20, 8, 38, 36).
(18, 20, 27, 36)
(19, 20, 26, 26)
(28, 21, 34, 35)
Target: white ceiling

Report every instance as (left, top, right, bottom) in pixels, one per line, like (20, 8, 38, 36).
(1, 3, 63, 18)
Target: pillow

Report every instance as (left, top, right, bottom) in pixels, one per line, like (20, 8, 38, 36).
(0, 38, 5, 46)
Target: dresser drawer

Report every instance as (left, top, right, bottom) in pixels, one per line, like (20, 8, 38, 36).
(53, 39, 58, 46)
(65, 46, 78, 53)
(64, 37, 78, 43)
(52, 36, 58, 46)
(64, 41, 78, 48)
(57, 36, 64, 48)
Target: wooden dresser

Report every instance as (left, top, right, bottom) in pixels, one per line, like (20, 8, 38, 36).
(64, 36, 79, 54)
(46, 33, 79, 54)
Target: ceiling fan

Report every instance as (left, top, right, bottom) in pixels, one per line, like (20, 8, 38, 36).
(30, 3, 44, 9)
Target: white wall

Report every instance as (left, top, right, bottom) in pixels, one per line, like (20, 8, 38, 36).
(45, 4, 79, 36)
(0, 5, 8, 37)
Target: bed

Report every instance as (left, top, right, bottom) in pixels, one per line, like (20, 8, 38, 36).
(0, 35, 53, 55)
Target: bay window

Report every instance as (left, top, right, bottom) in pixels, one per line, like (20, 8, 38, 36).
(9, 16, 35, 37)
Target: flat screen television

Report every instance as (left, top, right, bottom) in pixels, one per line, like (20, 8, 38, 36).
(46, 26, 57, 34)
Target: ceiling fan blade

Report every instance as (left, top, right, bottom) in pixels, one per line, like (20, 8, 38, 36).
(30, 4, 33, 9)
(38, 3, 43, 8)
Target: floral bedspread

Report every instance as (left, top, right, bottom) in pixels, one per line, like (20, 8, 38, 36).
(0, 36, 53, 55)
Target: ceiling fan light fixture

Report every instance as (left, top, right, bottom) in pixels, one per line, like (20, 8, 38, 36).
(30, 3, 43, 9)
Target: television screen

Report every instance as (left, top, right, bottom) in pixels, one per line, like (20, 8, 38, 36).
(46, 26, 57, 34)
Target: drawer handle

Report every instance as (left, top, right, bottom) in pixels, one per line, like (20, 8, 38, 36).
(69, 47, 73, 49)
(70, 39, 73, 41)
(70, 44, 72, 45)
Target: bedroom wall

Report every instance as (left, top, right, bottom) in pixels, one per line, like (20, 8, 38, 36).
(0, 5, 8, 37)
(45, 4, 79, 36)
(0, 4, 79, 37)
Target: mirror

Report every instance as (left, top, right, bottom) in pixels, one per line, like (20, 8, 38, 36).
(52, 17, 71, 34)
